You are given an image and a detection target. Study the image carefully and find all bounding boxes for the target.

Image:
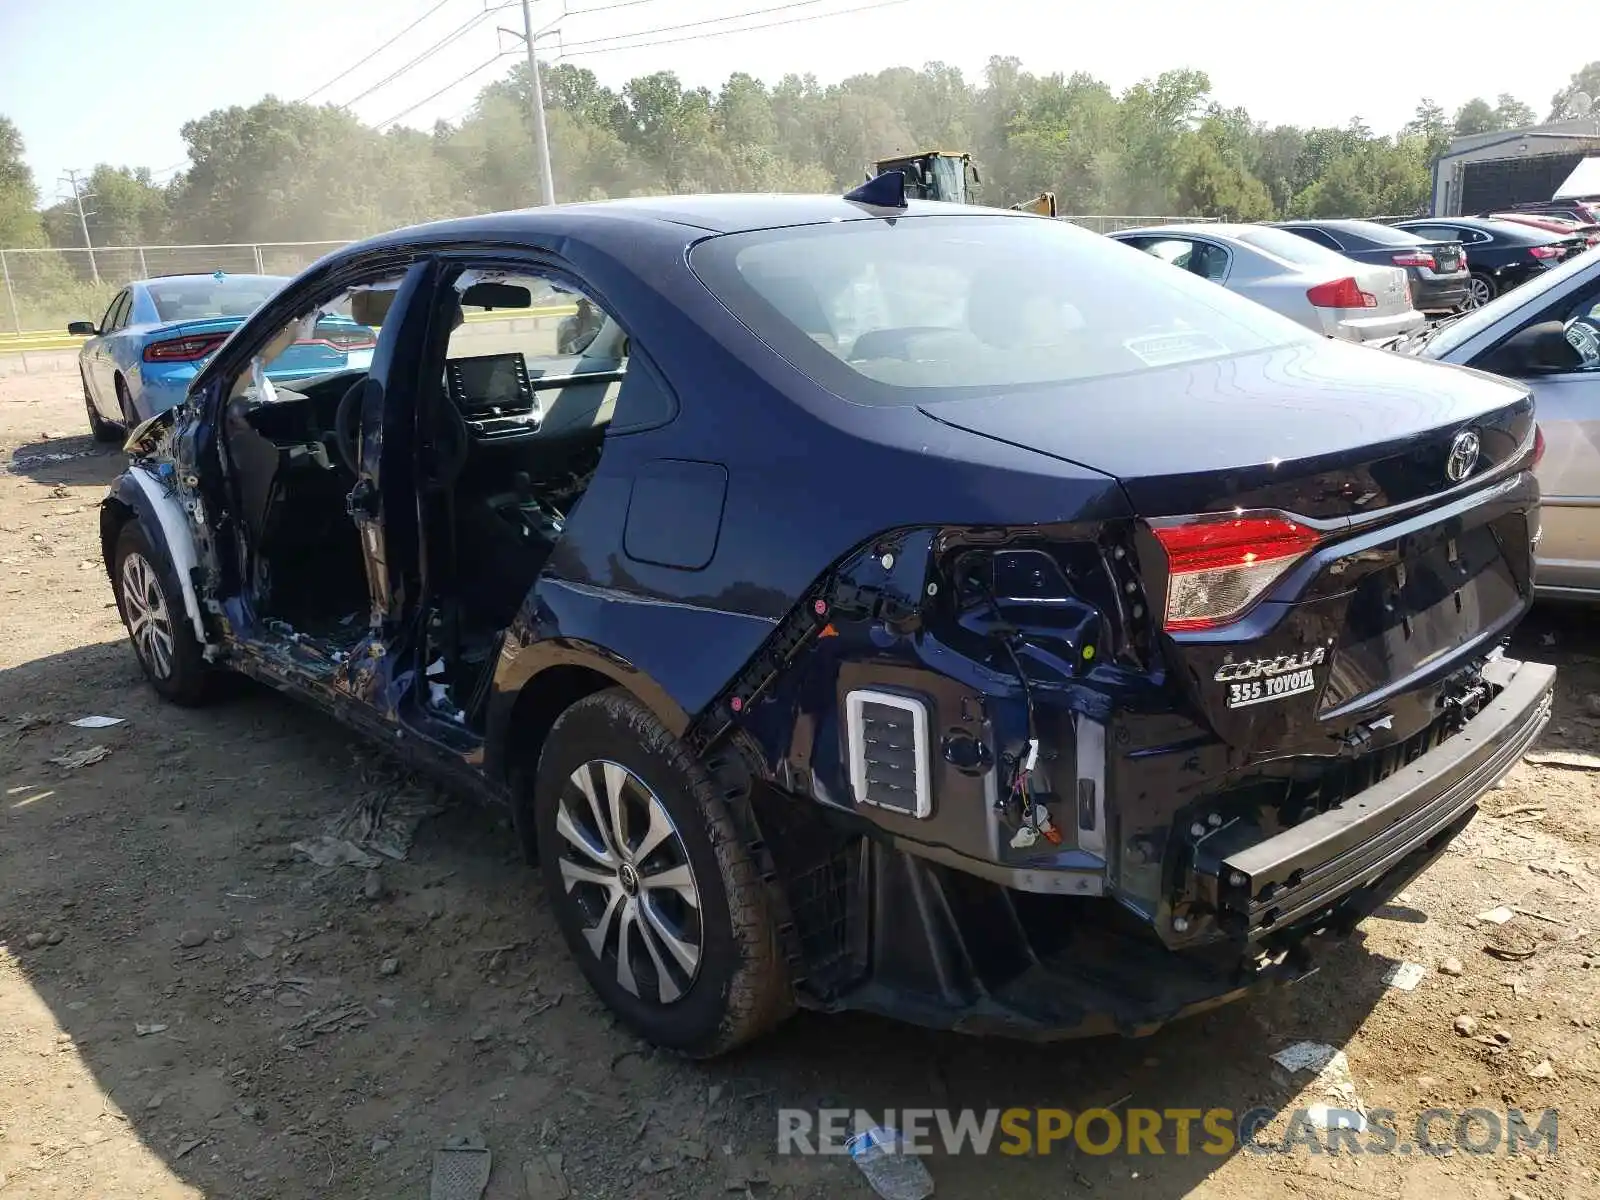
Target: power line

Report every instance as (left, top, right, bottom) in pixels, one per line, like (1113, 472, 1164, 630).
(556, 0, 910, 57)
(340, 7, 497, 110)
(557, 0, 827, 51)
(372, 51, 511, 128)
(297, 0, 458, 103)
(565, 0, 669, 13)
(376, 0, 912, 126)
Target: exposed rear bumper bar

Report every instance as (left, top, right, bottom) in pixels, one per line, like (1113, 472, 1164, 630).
(1215, 658, 1554, 941)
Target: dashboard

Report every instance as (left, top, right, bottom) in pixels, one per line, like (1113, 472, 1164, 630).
(446, 351, 626, 444)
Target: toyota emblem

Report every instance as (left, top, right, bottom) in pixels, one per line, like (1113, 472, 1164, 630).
(1446, 430, 1480, 483)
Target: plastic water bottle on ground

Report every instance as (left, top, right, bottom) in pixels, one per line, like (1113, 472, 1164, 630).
(847, 1126, 934, 1199)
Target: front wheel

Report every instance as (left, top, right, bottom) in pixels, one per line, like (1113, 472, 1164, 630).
(533, 690, 792, 1057)
(112, 521, 213, 705)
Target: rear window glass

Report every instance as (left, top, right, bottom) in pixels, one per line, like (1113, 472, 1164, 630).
(148, 276, 285, 322)
(1232, 226, 1354, 267)
(689, 216, 1309, 404)
(1325, 221, 1425, 248)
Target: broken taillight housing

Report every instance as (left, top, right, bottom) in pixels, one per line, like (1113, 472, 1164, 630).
(1152, 514, 1322, 632)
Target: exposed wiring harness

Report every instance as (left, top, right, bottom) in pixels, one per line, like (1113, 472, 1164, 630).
(971, 562, 1058, 846)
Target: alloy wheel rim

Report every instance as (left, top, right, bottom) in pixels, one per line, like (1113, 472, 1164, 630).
(120, 552, 175, 679)
(1464, 278, 1490, 309)
(555, 759, 703, 1004)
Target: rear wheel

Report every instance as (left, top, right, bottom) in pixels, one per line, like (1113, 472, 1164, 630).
(114, 375, 139, 431)
(1461, 273, 1495, 310)
(112, 521, 212, 705)
(83, 370, 120, 443)
(533, 690, 791, 1057)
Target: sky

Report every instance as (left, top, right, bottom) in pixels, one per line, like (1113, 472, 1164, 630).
(0, 0, 1592, 203)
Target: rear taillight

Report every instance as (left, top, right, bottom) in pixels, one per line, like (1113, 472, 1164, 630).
(1152, 514, 1323, 632)
(1391, 251, 1436, 269)
(1306, 277, 1376, 309)
(299, 326, 378, 351)
(144, 333, 227, 362)
(1529, 245, 1561, 260)
(1533, 424, 1546, 468)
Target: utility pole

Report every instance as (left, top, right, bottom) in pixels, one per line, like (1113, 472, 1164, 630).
(519, 0, 556, 206)
(60, 169, 100, 285)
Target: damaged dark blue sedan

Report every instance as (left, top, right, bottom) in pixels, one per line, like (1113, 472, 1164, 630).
(100, 194, 1554, 1056)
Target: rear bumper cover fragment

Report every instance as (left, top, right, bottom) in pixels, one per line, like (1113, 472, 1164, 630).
(1215, 658, 1554, 940)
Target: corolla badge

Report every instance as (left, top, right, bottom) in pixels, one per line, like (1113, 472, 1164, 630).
(1446, 430, 1481, 483)
(1215, 646, 1327, 709)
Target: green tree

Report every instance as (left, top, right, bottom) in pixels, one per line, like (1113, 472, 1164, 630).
(0, 115, 46, 249)
(1404, 99, 1451, 161)
(1452, 98, 1498, 136)
(1493, 94, 1537, 130)
(1549, 61, 1600, 120)
(1173, 129, 1272, 220)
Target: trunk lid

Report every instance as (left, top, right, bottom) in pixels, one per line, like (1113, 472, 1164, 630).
(1414, 240, 1465, 273)
(1348, 263, 1413, 317)
(919, 339, 1532, 520)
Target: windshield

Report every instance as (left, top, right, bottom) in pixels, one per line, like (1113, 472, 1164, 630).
(1428, 245, 1600, 357)
(149, 275, 286, 322)
(690, 216, 1310, 405)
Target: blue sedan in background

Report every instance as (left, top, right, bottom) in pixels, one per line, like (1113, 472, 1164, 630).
(71, 272, 376, 440)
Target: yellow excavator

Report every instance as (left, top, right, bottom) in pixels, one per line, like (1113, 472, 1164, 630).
(870, 150, 1058, 216)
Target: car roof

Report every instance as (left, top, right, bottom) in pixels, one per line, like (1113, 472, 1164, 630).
(1274, 218, 1390, 235)
(134, 273, 289, 287)
(352, 194, 1021, 250)
(1111, 222, 1242, 238)
(1400, 215, 1550, 241)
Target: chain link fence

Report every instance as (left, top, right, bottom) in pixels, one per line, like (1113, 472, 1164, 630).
(0, 242, 352, 340)
(1, 219, 1210, 344)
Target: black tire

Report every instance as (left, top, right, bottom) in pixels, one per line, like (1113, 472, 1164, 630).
(533, 689, 792, 1057)
(1462, 272, 1496, 310)
(83, 369, 121, 443)
(112, 521, 213, 706)
(114, 375, 139, 431)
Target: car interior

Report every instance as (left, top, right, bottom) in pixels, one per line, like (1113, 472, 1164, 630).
(217, 271, 627, 724)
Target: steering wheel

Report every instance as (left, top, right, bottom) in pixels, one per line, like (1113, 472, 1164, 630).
(334, 379, 366, 474)
(1566, 316, 1600, 367)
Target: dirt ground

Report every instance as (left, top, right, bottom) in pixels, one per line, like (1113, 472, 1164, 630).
(1, 367, 1598, 1200)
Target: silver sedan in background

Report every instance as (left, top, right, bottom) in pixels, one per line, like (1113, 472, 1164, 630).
(1109, 223, 1425, 345)
(1404, 245, 1600, 598)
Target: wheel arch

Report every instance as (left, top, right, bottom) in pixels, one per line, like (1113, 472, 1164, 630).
(490, 653, 691, 864)
(101, 470, 210, 646)
(487, 649, 692, 787)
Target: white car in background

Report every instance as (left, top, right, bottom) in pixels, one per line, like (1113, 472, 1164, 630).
(1109, 223, 1426, 345)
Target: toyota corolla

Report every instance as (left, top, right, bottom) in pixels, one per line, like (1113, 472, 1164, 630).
(100, 191, 1552, 1056)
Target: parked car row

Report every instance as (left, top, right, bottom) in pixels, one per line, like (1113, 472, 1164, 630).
(1112, 212, 1593, 337)
(1107, 223, 1428, 343)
